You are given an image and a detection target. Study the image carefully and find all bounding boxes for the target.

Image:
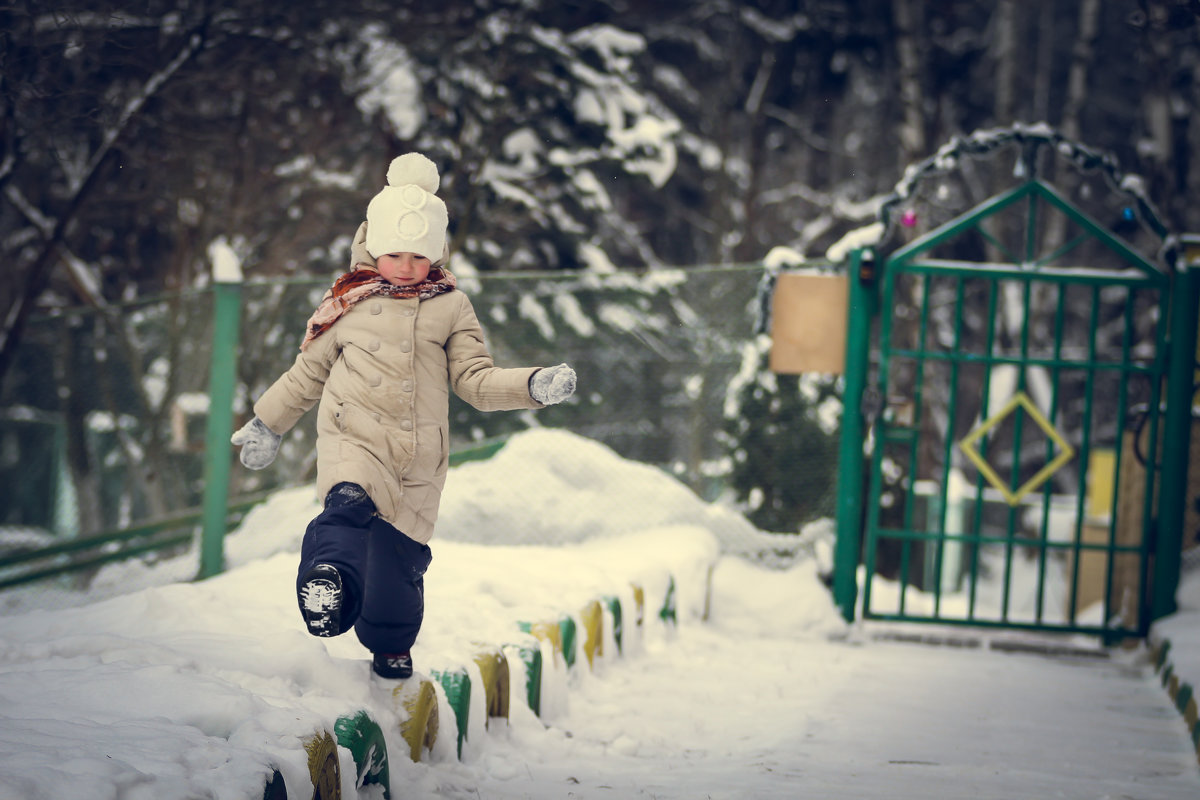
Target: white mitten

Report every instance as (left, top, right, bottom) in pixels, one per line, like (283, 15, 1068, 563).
(530, 363, 577, 405)
(230, 416, 282, 470)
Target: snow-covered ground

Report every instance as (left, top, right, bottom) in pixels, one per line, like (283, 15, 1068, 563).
(0, 429, 1198, 799)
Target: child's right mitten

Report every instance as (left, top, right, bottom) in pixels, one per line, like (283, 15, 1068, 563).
(230, 416, 282, 470)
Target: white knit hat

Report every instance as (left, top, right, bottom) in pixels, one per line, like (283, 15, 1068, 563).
(364, 153, 449, 260)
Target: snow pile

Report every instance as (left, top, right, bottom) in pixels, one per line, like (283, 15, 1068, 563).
(207, 236, 243, 283)
(437, 430, 763, 548)
(0, 429, 844, 799)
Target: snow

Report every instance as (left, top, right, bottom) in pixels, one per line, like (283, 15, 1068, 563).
(347, 25, 423, 139)
(578, 242, 617, 273)
(208, 237, 242, 284)
(0, 429, 1198, 799)
(516, 294, 555, 341)
(272, 156, 358, 191)
(762, 245, 806, 269)
(551, 292, 596, 337)
(570, 171, 613, 213)
(567, 25, 646, 76)
(825, 221, 884, 263)
(563, 24, 680, 190)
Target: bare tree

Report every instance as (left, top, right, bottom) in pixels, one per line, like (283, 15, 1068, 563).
(0, 13, 208, 383)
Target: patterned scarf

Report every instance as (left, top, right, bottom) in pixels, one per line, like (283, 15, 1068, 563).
(300, 267, 456, 350)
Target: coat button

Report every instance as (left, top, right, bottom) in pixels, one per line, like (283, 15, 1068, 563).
(399, 340, 412, 353)
(399, 419, 413, 431)
(368, 339, 381, 352)
(402, 306, 415, 317)
(370, 302, 382, 315)
(401, 380, 414, 392)
(368, 374, 382, 387)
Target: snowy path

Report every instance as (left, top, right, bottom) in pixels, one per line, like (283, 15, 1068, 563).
(2, 430, 1198, 799)
(432, 619, 1200, 800)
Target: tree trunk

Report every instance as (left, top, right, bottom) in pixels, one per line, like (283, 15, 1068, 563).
(893, 0, 928, 164)
(1060, 0, 1100, 140)
(992, 0, 1019, 125)
(1032, 1, 1056, 122)
(1038, 0, 1100, 349)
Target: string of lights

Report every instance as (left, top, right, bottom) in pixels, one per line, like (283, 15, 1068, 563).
(875, 123, 1177, 266)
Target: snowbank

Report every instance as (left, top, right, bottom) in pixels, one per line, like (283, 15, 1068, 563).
(436, 429, 762, 547)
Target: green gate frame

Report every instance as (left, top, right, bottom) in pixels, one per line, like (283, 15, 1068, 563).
(832, 130, 1199, 640)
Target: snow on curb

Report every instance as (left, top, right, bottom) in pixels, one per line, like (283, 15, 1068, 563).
(405, 525, 719, 764)
(1148, 628, 1200, 765)
(1147, 566, 1200, 766)
(292, 527, 718, 798)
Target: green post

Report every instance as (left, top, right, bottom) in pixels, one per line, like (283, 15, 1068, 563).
(833, 247, 878, 622)
(1151, 260, 1200, 622)
(199, 248, 244, 579)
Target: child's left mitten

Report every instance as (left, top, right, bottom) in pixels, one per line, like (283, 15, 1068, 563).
(230, 416, 282, 470)
(530, 363, 577, 405)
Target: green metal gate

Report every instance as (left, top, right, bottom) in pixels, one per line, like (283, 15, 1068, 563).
(832, 129, 1198, 640)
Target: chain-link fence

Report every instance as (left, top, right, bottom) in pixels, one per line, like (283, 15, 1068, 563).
(0, 264, 843, 594)
(233, 266, 769, 500)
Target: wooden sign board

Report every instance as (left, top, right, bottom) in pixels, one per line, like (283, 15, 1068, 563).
(768, 273, 848, 375)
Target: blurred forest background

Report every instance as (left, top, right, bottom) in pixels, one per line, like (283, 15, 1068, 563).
(2, 0, 1200, 545)
(6, 1, 1200, 368)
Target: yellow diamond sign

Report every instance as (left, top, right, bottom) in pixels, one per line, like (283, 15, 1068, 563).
(958, 391, 1075, 507)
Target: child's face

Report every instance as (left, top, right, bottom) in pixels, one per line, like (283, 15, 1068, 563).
(377, 252, 432, 287)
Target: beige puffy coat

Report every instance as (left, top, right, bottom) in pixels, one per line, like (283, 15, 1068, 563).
(254, 255, 543, 544)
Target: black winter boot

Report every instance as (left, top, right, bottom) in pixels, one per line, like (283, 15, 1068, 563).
(372, 652, 413, 679)
(298, 563, 343, 637)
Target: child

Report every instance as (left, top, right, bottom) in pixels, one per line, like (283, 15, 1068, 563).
(231, 153, 576, 679)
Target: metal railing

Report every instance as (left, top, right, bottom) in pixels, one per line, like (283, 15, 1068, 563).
(0, 437, 511, 590)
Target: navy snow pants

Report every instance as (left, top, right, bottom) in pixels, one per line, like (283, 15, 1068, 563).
(296, 482, 433, 655)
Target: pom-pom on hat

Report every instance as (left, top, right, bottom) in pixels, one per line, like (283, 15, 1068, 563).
(364, 153, 449, 261)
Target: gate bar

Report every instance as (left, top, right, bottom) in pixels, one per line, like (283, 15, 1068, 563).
(1031, 284, 1069, 624)
(899, 272, 935, 614)
(931, 275, 968, 609)
(967, 278, 1002, 621)
(1065, 287, 1100, 623)
(1102, 291, 1140, 631)
(833, 247, 876, 622)
(1152, 263, 1200, 622)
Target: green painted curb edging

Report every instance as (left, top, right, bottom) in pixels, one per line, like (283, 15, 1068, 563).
(1148, 631, 1200, 765)
(334, 710, 390, 798)
(432, 667, 471, 759)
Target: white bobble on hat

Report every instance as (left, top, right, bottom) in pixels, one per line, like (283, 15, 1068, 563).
(365, 153, 449, 261)
(387, 152, 440, 194)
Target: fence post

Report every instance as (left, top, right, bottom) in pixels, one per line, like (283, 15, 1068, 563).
(1152, 257, 1200, 622)
(198, 241, 244, 579)
(833, 247, 878, 622)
